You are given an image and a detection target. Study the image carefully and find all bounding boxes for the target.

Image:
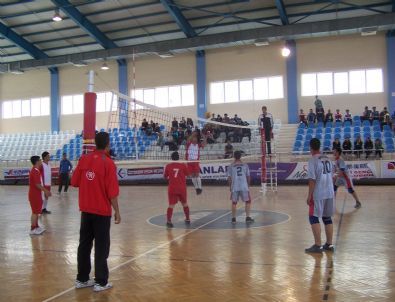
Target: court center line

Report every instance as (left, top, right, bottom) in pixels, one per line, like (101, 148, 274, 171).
(42, 195, 263, 302)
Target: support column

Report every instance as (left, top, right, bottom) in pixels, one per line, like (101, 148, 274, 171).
(387, 31, 395, 114)
(118, 59, 129, 130)
(196, 50, 207, 119)
(49, 67, 60, 132)
(286, 40, 298, 124)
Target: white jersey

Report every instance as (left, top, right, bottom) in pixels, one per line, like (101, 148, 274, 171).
(308, 154, 334, 200)
(227, 163, 250, 192)
(42, 162, 51, 186)
(187, 143, 199, 160)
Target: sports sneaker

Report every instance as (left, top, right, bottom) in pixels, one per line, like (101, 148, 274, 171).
(305, 244, 323, 253)
(185, 219, 191, 224)
(75, 279, 95, 289)
(231, 217, 236, 224)
(355, 201, 362, 209)
(196, 188, 202, 195)
(246, 217, 255, 223)
(166, 222, 174, 228)
(93, 282, 113, 292)
(29, 228, 39, 235)
(322, 243, 335, 252)
(42, 209, 51, 214)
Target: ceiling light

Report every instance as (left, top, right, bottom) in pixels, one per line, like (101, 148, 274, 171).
(52, 9, 62, 22)
(158, 52, 174, 58)
(72, 61, 88, 67)
(10, 69, 24, 75)
(101, 62, 109, 70)
(281, 46, 291, 57)
(254, 38, 269, 47)
(361, 27, 377, 36)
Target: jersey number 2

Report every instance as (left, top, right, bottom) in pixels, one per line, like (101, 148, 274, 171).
(236, 166, 243, 176)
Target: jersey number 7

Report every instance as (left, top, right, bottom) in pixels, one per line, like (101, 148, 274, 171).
(173, 168, 179, 178)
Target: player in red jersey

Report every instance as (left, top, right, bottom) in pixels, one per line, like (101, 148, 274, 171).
(29, 156, 51, 235)
(186, 134, 205, 195)
(164, 152, 190, 228)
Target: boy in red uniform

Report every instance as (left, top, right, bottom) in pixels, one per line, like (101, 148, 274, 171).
(186, 134, 204, 195)
(29, 155, 51, 235)
(164, 151, 190, 228)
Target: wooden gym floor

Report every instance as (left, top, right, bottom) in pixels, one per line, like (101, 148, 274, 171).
(0, 184, 394, 302)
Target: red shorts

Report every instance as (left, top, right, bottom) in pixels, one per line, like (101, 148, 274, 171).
(29, 198, 43, 214)
(168, 191, 187, 205)
(44, 185, 51, 191)
(187, 162, 200, 174)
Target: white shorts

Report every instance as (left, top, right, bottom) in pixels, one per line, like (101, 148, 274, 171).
(230, 191, 251, 203)
(310, 198, 335, 218)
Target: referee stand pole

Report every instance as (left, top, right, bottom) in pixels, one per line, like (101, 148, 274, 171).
(260, 128, 267, 195)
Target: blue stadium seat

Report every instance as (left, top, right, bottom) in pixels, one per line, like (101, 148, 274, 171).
(335, 121, 342, 128)
(324, 133, 332, 140)
(344, 121, 352, 127)
(353, 121, 361, 127)
(316, 128, 323, 134)
(384, 131, 392, 138)
(297, 128, 305, 135)
(308, 123, 315, 129)
(373, 132, 382, 139)
(306, 128, 314, 135)
(315, 134, 322, 140)
(317, 122, 324, 129)
(296, 134, 303, 141)
(373, 120, 380, 126)
(294, 140, 302, 148)
(334, 128, 341, 134)
(383, 125, 391, 131)
(325, 122, 332, 129)
(362, 120, 371, 127)
(353, 116, 360, 122)
(334, 133, 341, 139)
(305, 134, 313, 141)
(344, 127, 351, 134)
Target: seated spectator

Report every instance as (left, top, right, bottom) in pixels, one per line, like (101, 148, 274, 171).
(171, 117, 179, 129)
(171, 127, 179, 145)
(342, 137, 352, 156)
(216, 114, 223, 123)
(177, 127, 185, 145)
(372, 106, 380, 122)
(224, 139, 234, 159)
(362, 106, 372, 123)
(325, 109, 334, 124)
(375, 138, 384, 159)
(354, 136, 363, 158)
(154, 123, 161, 134)
(316, 107, 325, 123)
(234, 114, 242, 124)
(205, 131, 215, 144)
(165, 134, 178, 151)
(332, 138, 341, 150)
(223, 113, 230, 123)
(382, 113, 391, 131)
(307, 109, 316, 125)
(242, 122, 251, 142)
(344, 109, 352, 124)
(146, 120, 154, 136)
(334, 109, 342, 123)
(299, 109, 307, 126)
(179, 117, 187, 129)
(141, 118, 148, 131)
(211, 113, 216, 121)
(364, 136, 373, 159)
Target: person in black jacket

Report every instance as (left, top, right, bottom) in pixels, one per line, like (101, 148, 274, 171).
(342, 137, 352, 157)
(258, 106, 273, 155)
(354, 136, 363, 159)
(332, 138, 341, 151)
(364, 137, 373, 159)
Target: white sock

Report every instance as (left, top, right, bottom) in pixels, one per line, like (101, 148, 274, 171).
(42, 199, 48, 210)
(191, 177, 198, 189)
(196, 177, 202, 189)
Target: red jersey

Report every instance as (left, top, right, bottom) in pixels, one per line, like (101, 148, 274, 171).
(29, 167, 42, 203)
(71, 150, 119, 217)
(299, 113, 306, 123)
(164, 162, 189, 194)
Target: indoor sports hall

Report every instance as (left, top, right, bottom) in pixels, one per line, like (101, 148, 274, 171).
(0, 1, 394, 301)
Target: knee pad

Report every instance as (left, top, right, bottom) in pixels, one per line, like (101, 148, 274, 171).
(309, 216, 319, 225)
(347, 187, 354, 194)
(322, 216, 332, 225)
(333, 185, 338, 192)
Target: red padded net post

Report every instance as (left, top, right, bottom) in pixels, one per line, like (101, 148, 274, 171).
(83, 92, 97, 154)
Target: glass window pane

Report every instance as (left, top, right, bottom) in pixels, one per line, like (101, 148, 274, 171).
(134, 89, 143, 102)
(316, 73, 333, 96)
(301, 73, 317, 96)
(143, 89, 155, 106)
(254, 78, 268, 100)
(181, 84, 194, 106)
(73, 94, 84, 114)
(21, 100, 30, 117)
(349, 70, 366, 94)
(40, 97, 50, 116)
(12, 100, 21, 118)
(210, 82, 224, 104)
(3, 101, 13, 119)
(169, 86, 181, 107)
(224, 81, 239, 103)
(334, 72, 348, 94)
(31, 98, 41, 116)
(96, 93, 106, 112)
(111, 95, 118, 111)
(268, 76, 284, 99)
(155, 87, 168, 108)
(239, 80, 253, 101)
(366, 69, 383, 93)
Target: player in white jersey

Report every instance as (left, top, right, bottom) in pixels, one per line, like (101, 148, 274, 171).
(333, 148, 361, 209)
(306, 138, 335, 253)
(186, 134, 205, 195)
(227, 151, 254, 224)
(40, 151, 52, 214)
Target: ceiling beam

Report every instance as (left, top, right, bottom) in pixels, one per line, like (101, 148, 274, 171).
(275, 0, 289, 25)
(160, 0, 197, 38)
(51, 0, 117, 49)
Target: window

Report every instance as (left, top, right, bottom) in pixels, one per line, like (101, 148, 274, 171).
(317, 73, 333, 95)
(210, 82, 224, 104)
(12, 100, 21, 118)
(96, 93, 106, 112)
(224, 81, 238, 103)
(155, 87, 168, 108)
(349, 70, 366, 94)
(239, 80, 253, 101)
(334, 72, 348, 94)
(21, 100, 30, 117)
(61, 95, 83, 115)
(253, 78, 268, 100)
(41, 97, 50, 116)
(181, 85, 194, 106)
(268, 76, 284, 99)
(2, 97, 49, 119)
(143, 89, 155, 106)
(169, 86, 181, 107)
(366, 69, 383, 93)
(2, 101, 13, 119)
(301, 74, 317, 97)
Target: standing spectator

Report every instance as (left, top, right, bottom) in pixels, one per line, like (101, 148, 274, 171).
(224, 139, 234, 159)
(364, 136, 373, 159)
(171, 117, 179, 129)
(40, 151, 52, 214)
(205, 131, 215, 144)
(71, 132, 120, 292)
(299, 109, 307, 126)
(362, 106, 372, 123)
(179, 117, 187, 130)
(379, 107, 389, 124)
(374, 138, 384, 159)
(316, 107, 325, 124)
(314, 95, 324, 113)
(354, 136, 363, 159)
(141, 119, 148, 132)
(334, 109, 342, 123)
(186, 118, 194, 129)
(344, 109, 352, 124)
(58, 153, 73, 194)
(325, 109, 334, 125)
(258, 106, 274, 155)
(332, 138, 341, 151)
(372, 106, 380, 122)
(307, 109, 316, 125)
(157, 132, 165, 151)
(342, 137, 352, 157)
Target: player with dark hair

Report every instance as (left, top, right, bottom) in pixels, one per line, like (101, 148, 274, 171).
(29, 155, 51, 235)
(164, 152, 190, 228)
(333, 148, 362, 209)
(227, 151, 254, 224)
(186, 134, 205, 195)
(305, 138, 335, 253)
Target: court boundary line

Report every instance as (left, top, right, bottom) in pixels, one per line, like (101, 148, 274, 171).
(42, 195, 262, 302)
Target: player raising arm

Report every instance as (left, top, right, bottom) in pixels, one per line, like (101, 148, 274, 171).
(186, 133, 205, 195)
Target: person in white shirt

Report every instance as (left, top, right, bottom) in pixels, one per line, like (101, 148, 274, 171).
(258, 106, 274, 154)
(306, 138, 335, 253)
(40, 151, 52, 214)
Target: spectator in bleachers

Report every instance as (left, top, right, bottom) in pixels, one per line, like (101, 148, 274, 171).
(205, 131, 215, 144)
(177, 127, 185, 145)
(223, 114, 230, 123)
(354, 136, 363, 159)
(372, 106, 380, 122)
(374, 138, 384, 159)
(362, 106, 372, 124)
(332, 138, 341, 151)
(186, 118, 194, 129)
(314, 95, 324, 113)
(379, 107, 389, 124)
(157, 132, 165, 151)
(146, 120, 154, 136)
(224, 140, 234, 159)
(307, 109, 316, 125)
(141, 118, 148, 131)
(179, 117, 187, 130)
(325, 109, 334, 125)
(342, 137, 352, 156)
(344, 109, 352, 124)
(172, 117, 179, 129)
(316, 107, 325, 123)
(165, 133, 178, 151)
(233, 114, 242, 124)
(364, 136, 373, 159)
(154, 123, 161, 134)
(299, 109, 307, 126)
(334, 109, 342, 123)
(216, 114, 223, 123)
(392, 111, 395, 130)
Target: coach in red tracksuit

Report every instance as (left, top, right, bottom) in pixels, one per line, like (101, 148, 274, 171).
(71, 132, 121, 292)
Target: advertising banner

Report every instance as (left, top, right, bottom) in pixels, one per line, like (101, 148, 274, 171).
(3, 167, 59, 181)
(381, 161, 395, 178)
